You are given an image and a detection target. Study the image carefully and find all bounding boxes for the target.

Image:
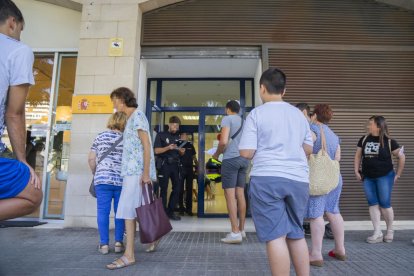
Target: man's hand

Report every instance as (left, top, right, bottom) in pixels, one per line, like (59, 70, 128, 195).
(179, 148, 185, 155)
(167, 144, 177, 151)
(23, 161, 41, 189)
(212, 152, 220, 160)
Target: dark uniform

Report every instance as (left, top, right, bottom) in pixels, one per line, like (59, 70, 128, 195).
(154, 131, 182, 217)
(178, 141, 196, 215)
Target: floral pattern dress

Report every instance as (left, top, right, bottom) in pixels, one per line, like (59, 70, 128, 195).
(121, 109, 157, 180)
(305, 123, 343, 219)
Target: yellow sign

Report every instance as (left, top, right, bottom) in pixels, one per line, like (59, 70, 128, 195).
(72, 95, 113, 114)
(109, 38, 123, 56)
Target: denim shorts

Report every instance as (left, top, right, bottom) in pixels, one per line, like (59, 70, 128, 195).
(221, 156, 249, 189)
(363, 170, 395, 208)
(249, 176, 309, 242)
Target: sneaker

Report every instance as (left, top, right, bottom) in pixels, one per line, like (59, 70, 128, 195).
(221, 232, 242, 244)
(366, 232, 383, 244)
(98, 244, 109, 255)
(241, 230, 247, 239)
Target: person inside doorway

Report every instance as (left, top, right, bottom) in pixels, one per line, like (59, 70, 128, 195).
(213, 100, 249, 244)
(154, 116, 185, 221)
(178, 132, 198, 216)
(0, 0, 42, 221)
(239, 68, 313, 276)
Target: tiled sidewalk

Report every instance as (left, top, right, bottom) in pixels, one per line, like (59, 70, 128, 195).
(0, 228, 413, 275)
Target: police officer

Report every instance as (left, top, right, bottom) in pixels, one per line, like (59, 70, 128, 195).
(154, 116, 184, 220)
(178, 132, 198, 216)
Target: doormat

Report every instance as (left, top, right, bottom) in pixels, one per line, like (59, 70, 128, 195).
(0, 221, 47, 228)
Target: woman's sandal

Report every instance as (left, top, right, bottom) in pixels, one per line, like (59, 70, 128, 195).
(106, 256, 135, 270)
(146, 239, 161, 253)
(366, 232, 383, 244)
(328, 250, 347, 261)
(114, 242, 125, 253)
(384, 230, 394, 243)
(98, 245, 109, 255)
(310, 260, 324, 267)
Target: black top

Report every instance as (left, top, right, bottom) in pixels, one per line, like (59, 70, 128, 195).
(154, 131, 181, 159)
(180, 142, 196, 168)
(357, 135, 399, 178)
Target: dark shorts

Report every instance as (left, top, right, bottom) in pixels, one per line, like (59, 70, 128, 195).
(221, 156, 249, 189)
(249, 176, 309, 242)
(0, 157, 30, 199)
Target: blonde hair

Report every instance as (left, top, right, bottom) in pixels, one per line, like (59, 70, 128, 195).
(107, 112, 127, 131)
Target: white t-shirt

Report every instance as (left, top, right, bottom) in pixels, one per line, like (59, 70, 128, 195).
(0, 33, 34, 152)
(239, 101, 313, 183)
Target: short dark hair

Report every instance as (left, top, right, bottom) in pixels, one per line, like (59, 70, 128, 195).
(314, 104, 333, 124)
(296, 103, 311, 116)
(110, 87, 138, 108)
(169, 116, 181, 125)
(259, 68, 286, 94)
(0, 0, 24, 24)
(225, 100, 240, 113)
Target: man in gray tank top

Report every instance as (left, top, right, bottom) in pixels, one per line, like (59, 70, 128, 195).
(213, 100, 249, 244)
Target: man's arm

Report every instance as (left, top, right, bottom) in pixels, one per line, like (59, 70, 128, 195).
(5, 84, 28, 161)
(5, 84, 41, 188)
(153, 133, 177, 155)
(212, 127, 230, 160)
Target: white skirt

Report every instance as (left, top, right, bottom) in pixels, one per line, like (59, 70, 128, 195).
(116, 174, 143, 220)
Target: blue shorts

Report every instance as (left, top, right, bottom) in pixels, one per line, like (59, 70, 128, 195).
(249, 176, 309, 242)
(0, 157, 30, 199)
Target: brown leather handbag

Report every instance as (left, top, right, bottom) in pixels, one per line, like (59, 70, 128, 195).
(135, 182, 172, 244)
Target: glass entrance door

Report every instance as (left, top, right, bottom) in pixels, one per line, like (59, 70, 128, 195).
(198, 111, 227, 216)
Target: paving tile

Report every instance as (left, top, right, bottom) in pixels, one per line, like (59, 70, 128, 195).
(0, 228, 413, 275)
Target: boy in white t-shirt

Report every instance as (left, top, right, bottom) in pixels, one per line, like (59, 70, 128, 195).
(0, 0, 42, 220)
(239, 68, 313, 276)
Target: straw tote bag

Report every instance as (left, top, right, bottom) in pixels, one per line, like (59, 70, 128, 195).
(308, 125, 340, 196)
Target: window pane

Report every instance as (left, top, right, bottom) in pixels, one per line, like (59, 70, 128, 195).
(45, 55, 77, 218)
(161, 81, 240, 107)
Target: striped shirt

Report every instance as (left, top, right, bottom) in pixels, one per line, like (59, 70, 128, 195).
(91, 130, 123, 186)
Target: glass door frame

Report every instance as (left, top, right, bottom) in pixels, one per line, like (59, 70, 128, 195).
(42, 52, 77, 219)
(145, 78, 254, 217)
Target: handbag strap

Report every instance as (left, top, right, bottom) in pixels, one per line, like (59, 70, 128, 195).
(142, 182, 155, 205)
(231, 116, 244, 140)
(319, 124, 327, 152)
(96, 135, 123, 165)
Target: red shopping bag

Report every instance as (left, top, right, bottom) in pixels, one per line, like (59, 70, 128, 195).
(135, 182, 172, 244)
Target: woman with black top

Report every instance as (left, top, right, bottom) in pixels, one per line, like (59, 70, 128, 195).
(354, 116, 405, 244)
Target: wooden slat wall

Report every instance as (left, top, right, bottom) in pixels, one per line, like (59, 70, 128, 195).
(142, 0, 414, 46)
(269, 50, 414, 220)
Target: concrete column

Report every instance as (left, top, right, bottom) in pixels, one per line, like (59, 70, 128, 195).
(64, 0, 143, 227)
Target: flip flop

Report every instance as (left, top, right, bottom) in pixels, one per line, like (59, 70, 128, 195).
(328, 250, 347, 261)
(310, 260, 324, 267)
(106, 255, 135, 270)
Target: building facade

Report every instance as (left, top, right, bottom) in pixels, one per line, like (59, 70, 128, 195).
(6, 0, 414, 227)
